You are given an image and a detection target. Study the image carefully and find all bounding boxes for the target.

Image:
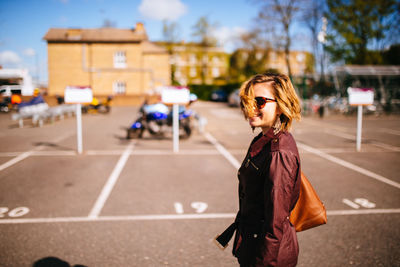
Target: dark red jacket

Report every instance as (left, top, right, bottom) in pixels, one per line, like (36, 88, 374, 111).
(233, 128, 301, 267)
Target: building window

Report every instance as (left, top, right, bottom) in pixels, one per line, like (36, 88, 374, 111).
(212, 67, 220, 78)
(114, 51, 126, 68)
(212, 56, 220, 65)
(175, 67, 182, 78)
(113, 81, 126, 95)
(190, 67, 197, 77)
(202, 55, 208, 63)
(189, 54, 197, 65)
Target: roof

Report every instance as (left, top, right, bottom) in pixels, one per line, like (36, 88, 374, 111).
(142, 41, 168, 54)
(43, 27, 148, 43)
(335, 65, 400, 76)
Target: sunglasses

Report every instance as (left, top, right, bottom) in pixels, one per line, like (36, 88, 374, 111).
(255, 96, 277, 109)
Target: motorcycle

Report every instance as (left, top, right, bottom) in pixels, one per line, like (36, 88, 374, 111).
(82, 96, 112, 114)
(0, 97, 12, 112)
(127, 103, 193, 139)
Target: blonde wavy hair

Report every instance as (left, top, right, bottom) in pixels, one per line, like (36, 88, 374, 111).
(240, 73, 301, 132)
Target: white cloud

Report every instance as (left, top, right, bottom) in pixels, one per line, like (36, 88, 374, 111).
(138, 0, 187, 21)
(23, 48, 36, 57)
(212, 26, 247, 52)
(0, 50, 22, 65)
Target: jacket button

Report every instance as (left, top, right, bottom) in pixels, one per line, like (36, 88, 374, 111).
(273, 139, 278, 143)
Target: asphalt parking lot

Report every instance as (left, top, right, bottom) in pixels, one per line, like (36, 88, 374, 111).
(0, 101, 399, 267)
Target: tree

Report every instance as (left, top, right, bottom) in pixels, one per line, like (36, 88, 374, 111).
(324, 0, 398, 64)
(383, 44, 400, 65)
(254, 0, 304, 78)
(229, 30, 272, 82)
(191, 16, 218, 84)
(301, 0, 327, 79)
(162, 20, 181, 44)
(191, 16, 217, 47)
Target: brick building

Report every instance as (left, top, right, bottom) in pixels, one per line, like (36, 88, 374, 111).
(43, 23, 170, 97)
(157, 42, 229, 85)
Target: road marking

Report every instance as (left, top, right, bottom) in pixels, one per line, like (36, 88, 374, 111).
(342, 199, 360, 209)
(301, 119, 400, 152)
(297, 142, 400, 190)
(327, 209, 400, 216)
(191, 202, 208, 213)
(174, 202, 184, 214)
(1, 209, 400, 224)
(2, 147, 398, 158)
(321, 129, 400, 152)
(369, 141, 400, 152)
(32, 151, 77, 156)
(86, 150, 125, 155)
(204, 132, 241, 169)
(0, 132, 73, 172)
(88, 149, 221, 156)
(0, 151, 34, 172)
(88, 141, 136, 218)
(380, 128, 400, 136)
(0, 152, 23, 157)
(132, 149, 220, 155)
(354, 198, 376, 208)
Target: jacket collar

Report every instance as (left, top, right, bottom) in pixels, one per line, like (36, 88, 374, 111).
(249, 128, 281, 157)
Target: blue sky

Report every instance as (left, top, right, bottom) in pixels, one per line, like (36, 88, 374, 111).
(0, 0, 309, 84)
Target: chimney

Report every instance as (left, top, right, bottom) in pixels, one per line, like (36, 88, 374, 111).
(135, 22, 145, 34)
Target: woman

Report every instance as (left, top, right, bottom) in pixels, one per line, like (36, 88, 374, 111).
(233, 73, 302, 266)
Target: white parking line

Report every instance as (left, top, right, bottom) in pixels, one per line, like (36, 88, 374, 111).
(1, 147, 397, 158)
(0, 151, 34, 172)
(0, 132, 73, 172)
(204, 132, 241, 169)
(380, 128, 400, 136)
(303, 120, 400, 152)
(88, 141, 136, 218)
(0, 209, 399, 224)
(297, 142, 400, 190)
(326, 130, 400, 152)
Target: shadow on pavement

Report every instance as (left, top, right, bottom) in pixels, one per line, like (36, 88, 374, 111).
(32, 256, 87, 267)
(33, 142, 74, 151)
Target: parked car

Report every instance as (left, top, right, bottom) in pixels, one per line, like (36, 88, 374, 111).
(210, 89, 227, 102)
(228, 89, 240, 107)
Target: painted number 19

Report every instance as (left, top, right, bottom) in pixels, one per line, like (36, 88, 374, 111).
(174, 202, 208, 214)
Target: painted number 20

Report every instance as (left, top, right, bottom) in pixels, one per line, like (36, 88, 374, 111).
(0, 207, 30, 218)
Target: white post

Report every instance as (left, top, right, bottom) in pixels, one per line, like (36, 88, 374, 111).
(356, 105, 363, 152)
(173, 104, 179, 153)
(76, 104, 83, 154)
